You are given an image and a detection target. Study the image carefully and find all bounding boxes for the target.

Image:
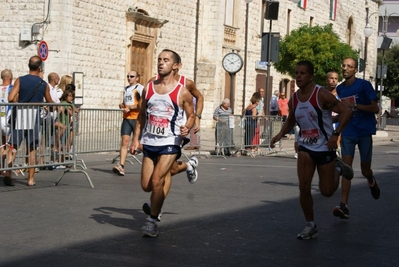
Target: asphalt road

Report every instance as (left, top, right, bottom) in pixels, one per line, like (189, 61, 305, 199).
(1, 140, 398, 267)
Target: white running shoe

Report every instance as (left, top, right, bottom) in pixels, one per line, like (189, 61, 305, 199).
(186, 156, 198, 184)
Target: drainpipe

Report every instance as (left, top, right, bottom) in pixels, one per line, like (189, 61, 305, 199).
(194, 0, 200, 83)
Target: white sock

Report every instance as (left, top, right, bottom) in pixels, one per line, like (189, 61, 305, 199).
(307, 221, 315, 227)
(147, 217, 157, 224)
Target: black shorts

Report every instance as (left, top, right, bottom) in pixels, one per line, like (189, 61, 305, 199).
(298, 146, 336, 165)
(121, 119, 136, 136)
(143, 144, 181, 163)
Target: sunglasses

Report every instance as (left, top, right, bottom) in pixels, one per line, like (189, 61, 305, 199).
(127, 75, 136, 78)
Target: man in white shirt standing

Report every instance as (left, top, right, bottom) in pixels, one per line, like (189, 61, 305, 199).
(46, 72, 65, 155)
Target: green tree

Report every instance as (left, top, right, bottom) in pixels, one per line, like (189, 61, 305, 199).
(376, 44, 399, 99)
(274, 24, 359, 85)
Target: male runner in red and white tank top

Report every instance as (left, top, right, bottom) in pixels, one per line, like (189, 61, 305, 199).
(270, 60, 353, 240)
(135, 52, 202, 220)
(131, 49, 195, 237)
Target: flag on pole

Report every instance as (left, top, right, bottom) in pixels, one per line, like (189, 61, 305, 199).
(330, 0, 338, 20)
(298, 0, 308, 9)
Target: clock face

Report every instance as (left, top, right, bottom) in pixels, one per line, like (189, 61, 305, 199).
(222, 53, 243, 74)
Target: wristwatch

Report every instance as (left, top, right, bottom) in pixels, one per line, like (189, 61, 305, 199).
(195, 114, 202, 119)
(332, 130, 340, 136)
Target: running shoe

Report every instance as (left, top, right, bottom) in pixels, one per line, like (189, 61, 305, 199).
(142, 203, 162, 221)
(142, 220, 158, 238)
(335, 157, 353, 180)
(333, 202, 350, 219)
(297, 223, 318, 240)
(369, 177, 380, 200)
(186, 156, 198, 184)
(112, 165, 125, 176)
(181, 137, 190, 148)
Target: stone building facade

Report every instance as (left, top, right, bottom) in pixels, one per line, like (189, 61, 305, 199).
(0, 0, 380, 128)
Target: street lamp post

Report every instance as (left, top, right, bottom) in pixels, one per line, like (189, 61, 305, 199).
(263, 0, 301, 115)
(265, 1, 273, 115)
(364, 7, 399, 129)
(263, 0, 299, 116)
(363, 7, 370, 80)
(243, 0, 253, 110)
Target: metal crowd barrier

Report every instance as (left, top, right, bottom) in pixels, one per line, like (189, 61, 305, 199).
(74, 108, 141, 166)
(0, 103, 93, 188)
(214, 114, 285, 158)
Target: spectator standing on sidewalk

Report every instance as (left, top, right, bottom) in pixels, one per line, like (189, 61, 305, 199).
(57, 75, 72, 99)
(59, 89, 79, 155)
(269, 90, 279, 116)
(271, 60, 353, 239)
(1, 69, 13, 143)
(244, 92, 261, 151)
(47, 72, 66, 154)
(278, 92, 294, 139)
(256, 88, 265, 116)
(6, 56, 53, 186)
(112, 70, 143, 176)
(1, 69, 13, 172)
(332, 57, 380, 219)
(213, 98, 233, 156)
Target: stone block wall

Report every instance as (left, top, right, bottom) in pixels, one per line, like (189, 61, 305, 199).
(0, 0, 379, 127)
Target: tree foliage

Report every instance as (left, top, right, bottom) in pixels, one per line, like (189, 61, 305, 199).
(274, 24, 359, 85)
(376, 44, 399, 99)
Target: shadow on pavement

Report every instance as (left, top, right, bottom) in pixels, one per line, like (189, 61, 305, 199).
(0, 147, 398, 267)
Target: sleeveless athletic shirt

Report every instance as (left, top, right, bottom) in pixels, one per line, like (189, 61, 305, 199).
(293, 85, 333, 152)
(141, 81, 184, 146)
(123, 83, 142, 119)
(1, 85, 12, 117)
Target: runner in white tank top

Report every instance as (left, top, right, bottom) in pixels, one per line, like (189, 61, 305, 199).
(131, 49, 195, 237)
(293, 85, 334, 152)
(141, 80, 185, 146)
(270, 60, 353, 240)
(143, 63, 202, 177)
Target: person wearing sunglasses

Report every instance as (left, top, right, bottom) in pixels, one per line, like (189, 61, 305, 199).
(112, 70, 143, 176)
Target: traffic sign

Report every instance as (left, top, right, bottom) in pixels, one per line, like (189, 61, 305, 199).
(38, 41, 49, 61)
